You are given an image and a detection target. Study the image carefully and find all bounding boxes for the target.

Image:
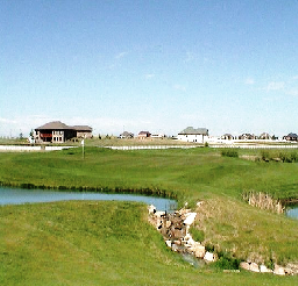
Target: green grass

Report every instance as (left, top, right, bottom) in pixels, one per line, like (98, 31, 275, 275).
(1, 201, 297, 286)
(1, 146, 298, 284)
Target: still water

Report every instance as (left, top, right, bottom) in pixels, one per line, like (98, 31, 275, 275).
(1, 187, 297, 219)
(0, 187, 177, 212)
(285, 204, 298, 219)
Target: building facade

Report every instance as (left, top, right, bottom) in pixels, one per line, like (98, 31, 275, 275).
(35, 121, 92, 143)
(177, 127, 209, 143)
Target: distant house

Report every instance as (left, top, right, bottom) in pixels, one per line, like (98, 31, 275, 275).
(221, 133, 234, 140)
(283, 132, 298, 142)
(35, 121, 92, 143)
(259, 132, 271, 140)
(119, 131, 134, 139)
(151, 133, 166, 139)
(137, 131, 151, 139)
(177, 126, 209, 143)
(238, 133, 257, 140)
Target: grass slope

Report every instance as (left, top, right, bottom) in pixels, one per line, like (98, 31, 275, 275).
(0, 147, 298, 284)
(1, 201, 297, 286)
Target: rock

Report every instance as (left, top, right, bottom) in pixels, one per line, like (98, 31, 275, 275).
(193, 244, 205, 258)
(148, 204, 156, 214)
(183, 213, 197, 226)
(274, 264, 285, 276)
(204, 251, 215, 262)
(249, 262, 259, 272)
(155, 211, 165, 218)
(240, 262, 250, 271)
(260, 265, 272, 273)
(165, 240, 171, 248)
(171, 243, 179, 252)
(286, 263, 298, 275)
(184, 234, 195, 246)
(165, 220, 172, 228)
(196, 201, 203, 207)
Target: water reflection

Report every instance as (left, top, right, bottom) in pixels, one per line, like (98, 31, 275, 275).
(0, 187, 177, 212)
(285, 203, 298, 219)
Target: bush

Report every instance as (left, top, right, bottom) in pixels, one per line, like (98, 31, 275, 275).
(189, 227, 204, 242)
(213, 250, 241, 270)
(221, 149, 238, 158)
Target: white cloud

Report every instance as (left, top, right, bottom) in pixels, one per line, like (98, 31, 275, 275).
(244, 78, 255, 85)
(173, 84, 186, 92)
(145, 73, 155, 79)
(286, 89, 298, 96)
(0, 117, 17, 124)
(266, 81, 285, 91)
(114, 51, 128, 60)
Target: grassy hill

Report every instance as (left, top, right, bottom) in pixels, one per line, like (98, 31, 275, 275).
(0, 146, 298, 285)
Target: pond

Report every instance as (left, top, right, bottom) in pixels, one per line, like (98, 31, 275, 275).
(285, 203, 298, 219)
(0, 186, 177, 212)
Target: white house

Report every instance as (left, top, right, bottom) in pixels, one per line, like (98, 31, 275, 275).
(177, 127, 209, 143)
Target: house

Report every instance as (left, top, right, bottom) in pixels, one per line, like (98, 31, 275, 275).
(283, 132, 298, 142)
(118, 131, 134, 139)
(137, 131, 151, 139)
(238, 133, 257, 140)
(35, 121, 92, 143)
(151, 133, 166, 139)
(221, 133, 234, 140)
(177, 126, 209, 143)
(259, 132, 271, 140)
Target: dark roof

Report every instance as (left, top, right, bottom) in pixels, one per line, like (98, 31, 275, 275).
(35, 121, 72, 130)
(121, 131, 134, 137)
(138, 131, 151, 135)
(286, 132, 298, 137)
(36, 121, 92, 132)
(72, 125, 92, 131)
(178, 126, 208, 135)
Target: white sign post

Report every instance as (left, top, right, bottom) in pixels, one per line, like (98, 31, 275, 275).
(81, 139, 85, 159)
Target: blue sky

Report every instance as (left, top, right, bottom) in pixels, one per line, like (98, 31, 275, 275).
(1, 0, 298, 137)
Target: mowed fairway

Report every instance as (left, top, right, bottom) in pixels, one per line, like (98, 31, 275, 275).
(0, 146, 298, 285)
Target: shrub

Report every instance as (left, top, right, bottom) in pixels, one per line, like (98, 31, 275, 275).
(213, 250, 241, 270)
(205, 243, 215, 252)
(189, 227, 204, 242)
(221, 149, 238, 158)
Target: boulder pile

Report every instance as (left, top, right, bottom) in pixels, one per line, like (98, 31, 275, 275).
(148, 203, 298, 275)
(148, 204, 216, 263)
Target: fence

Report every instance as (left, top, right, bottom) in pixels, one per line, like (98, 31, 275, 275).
(0, 145, 75, 152)
(106, 145, 200, 150)
(210, 144, 298, 149)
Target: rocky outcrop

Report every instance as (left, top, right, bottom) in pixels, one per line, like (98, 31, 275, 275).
(148, 204, 215, 264)
(148, 203, 298, 275)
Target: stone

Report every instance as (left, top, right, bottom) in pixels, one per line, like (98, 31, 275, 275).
(171, 243, 179, 252)
(165, 240, 171, 248)
(204, 251, 215, 262)
(249, 262, 259, 272)
(274, 264, 285, 276)
(260, 265, 272, 273)
(240, 262, 250, 271)
(193, 244, 206, 258)
(165, 220, 172, 228)
(148, 204, 156, 214)
(196, 201, 203, 207)
(183, 213, 197, 226)
(184, 234, 195, 246)
(155, 211, 165, 218)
